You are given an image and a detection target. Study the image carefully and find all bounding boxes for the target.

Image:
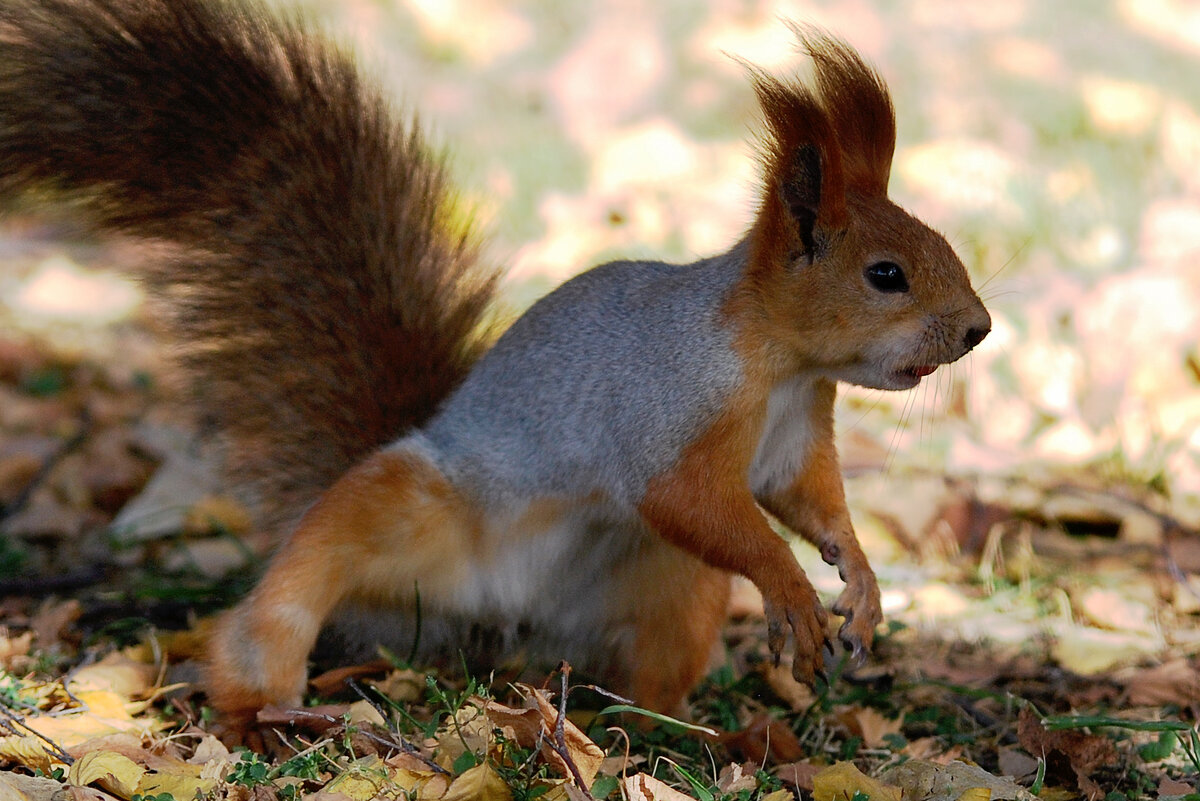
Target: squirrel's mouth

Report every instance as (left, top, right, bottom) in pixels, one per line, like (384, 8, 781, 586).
(892, 364, 938, 388)
(906, 365, 937, 379)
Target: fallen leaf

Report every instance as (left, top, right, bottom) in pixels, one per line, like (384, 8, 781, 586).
(1050, 627, 1151, 675)
(68, 750, 146, 798)
(0, 771, 61, 801)
(1079, 588, 1152, 632)
(837, 706, 903, 748)
(69, 651, 156, 699)
(137, 770, 218, 799)
(812, 761, 902, 801)
(761, 662, 816, 711)
(718, 713, 805, 763)
(759, 791, 794, 801)
(716, 763, 758, 794)
(1158, 776, 1195, 797)
(1120, 658, 1200, 706)
(0, 736, 56, 773)
(623, 773, 694, 801)
(482, 687, 604, 787)
(772, 760, 819, 792)
(371, 667, 428, 703)
(442, 763, 512, 801)
(881, 760, 1037, 801)
(997, 748, 1039, 781)
(1016, 707, 1116, 801)
(30, 598, 81, 648)
(0, 630, 34, 670)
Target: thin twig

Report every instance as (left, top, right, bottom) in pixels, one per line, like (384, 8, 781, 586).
(546, 662, 595, 801)
(345, 679, 450, 775)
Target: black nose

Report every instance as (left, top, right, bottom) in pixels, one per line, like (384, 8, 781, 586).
(964, 326, 990, 350)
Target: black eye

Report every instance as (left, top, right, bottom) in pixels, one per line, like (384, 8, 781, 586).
(865, 261, 909, 293)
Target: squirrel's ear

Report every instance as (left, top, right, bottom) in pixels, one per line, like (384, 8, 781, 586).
(779, 144, 823, 260)
(752, 69, 848, 265)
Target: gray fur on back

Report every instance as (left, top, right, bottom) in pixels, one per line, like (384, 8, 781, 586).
(421, 241, 749, 506)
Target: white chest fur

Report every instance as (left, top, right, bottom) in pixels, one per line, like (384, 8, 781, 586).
(749, 375, 820, 497)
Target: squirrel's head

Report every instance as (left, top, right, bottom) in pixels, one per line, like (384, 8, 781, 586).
(742, 27, 991, 391)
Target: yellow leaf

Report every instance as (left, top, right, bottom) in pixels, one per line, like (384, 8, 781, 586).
(957, 788, 992, 801)
(0, 734, 55, 773)
(346, 699, 386, 727)
(68, 653, 155, 699)
(68, 751, 146, 798)
(442, 763, 512, 801)
(137, 772, 218, 799)
(72, 692, 132, 720)
(760, 791, 794, 801)
(623, 773, 695, 801)
(323, 771, 385, 801)
(812, 761, 902, 801)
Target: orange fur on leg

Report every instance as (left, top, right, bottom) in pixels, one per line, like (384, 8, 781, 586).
(611, 542, 731, 715)
(205, 446, 477, 723)
(758, 380, 881, 662)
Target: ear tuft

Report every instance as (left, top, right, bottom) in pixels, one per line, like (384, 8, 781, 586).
(747, 26, 897, 269)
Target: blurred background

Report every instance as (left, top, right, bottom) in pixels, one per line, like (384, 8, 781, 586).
(1, 0, 1198, 663)
(277, 0, 1200, 513)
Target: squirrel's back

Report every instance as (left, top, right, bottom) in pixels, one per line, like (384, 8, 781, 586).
(0, 0, 500, 529)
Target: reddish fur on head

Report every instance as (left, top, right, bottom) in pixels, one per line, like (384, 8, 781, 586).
(749, 27, 896, 268)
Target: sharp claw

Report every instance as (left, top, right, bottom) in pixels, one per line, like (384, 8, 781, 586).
(824, 636, 836, 658)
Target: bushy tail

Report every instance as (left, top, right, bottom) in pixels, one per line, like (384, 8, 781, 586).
(0, 0, 499, 528)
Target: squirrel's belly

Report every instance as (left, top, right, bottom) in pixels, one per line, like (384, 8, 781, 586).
(326, 494, 648, 667)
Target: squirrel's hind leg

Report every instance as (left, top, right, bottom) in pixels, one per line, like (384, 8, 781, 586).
(609, 543, 731, 717)
(205, 445, 479, 727)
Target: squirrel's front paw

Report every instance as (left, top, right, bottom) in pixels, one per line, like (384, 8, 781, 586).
(763, 582, 830, 686)
(830, 574, 882, 667)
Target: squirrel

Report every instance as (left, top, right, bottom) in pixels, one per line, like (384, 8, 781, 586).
(0, 0, 990, 725)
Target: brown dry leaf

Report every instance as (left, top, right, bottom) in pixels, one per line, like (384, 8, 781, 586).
(1158, 776, 1196, 796)
(482, 686, 604, 787)
(68, 750, 146, 798)
(442, 763, 512, 801)
(63, 787, 120, 801)
(0, 771, 62, 801)
(717, 713, 805, 764)
(389, 765, 451, 799)
(1016, 707, 1116, 801)
(1120, 658, 1200, 706)
(837, 706, 903, 748)
(372, 667, 427, 703)
(432, 701, 492, 770)
(881, 759, 1037, 801)
(772, 760, 820, 793)
(715, 763, 758, 794)
(812, 762, 902, 801)
(997, 748, 1039, 781)
(307, 658, 392, 697)
(30, 598, 82, 647)
(761, 662, 816, 710)
(0, 629, 34, 672)
(623, 773, 694, 801)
